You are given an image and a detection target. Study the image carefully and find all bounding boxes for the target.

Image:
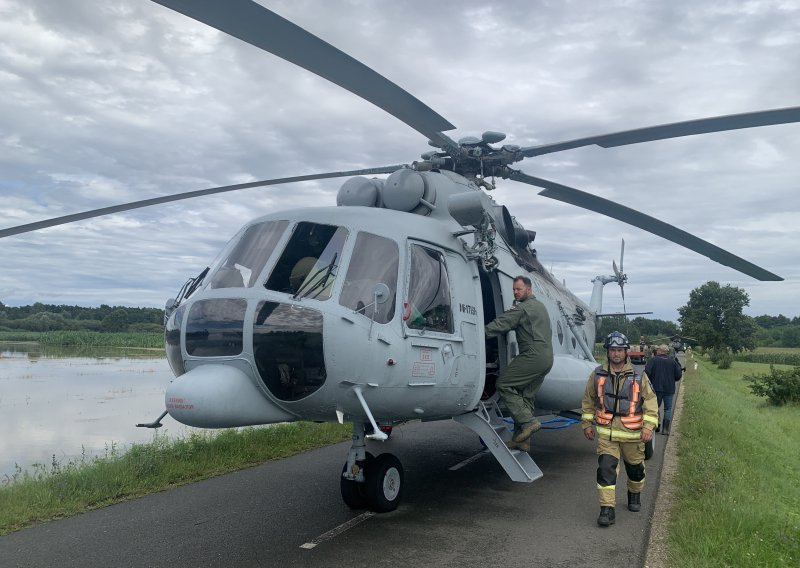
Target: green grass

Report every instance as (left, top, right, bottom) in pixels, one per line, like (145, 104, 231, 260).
(0, 422, 351, 535)
(0, 330, 164, 348)
(0, 331, 41, 342)
(669, 357, 799, 567)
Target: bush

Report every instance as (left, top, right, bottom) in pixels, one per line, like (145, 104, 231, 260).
(744, 366, 800, 406)
(709, 348, 733, 368)
(717, 351, 733, 369)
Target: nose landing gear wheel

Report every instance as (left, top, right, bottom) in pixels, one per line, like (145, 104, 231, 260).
(340, 452, 374, 510)
(365, 453, 404, 513)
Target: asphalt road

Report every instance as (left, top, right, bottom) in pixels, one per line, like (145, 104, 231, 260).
(0, 417, 667, 568)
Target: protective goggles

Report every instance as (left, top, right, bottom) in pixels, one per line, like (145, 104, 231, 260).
(605, 335, 629, 348)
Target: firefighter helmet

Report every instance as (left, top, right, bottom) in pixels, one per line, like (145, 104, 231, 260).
(603, 331, 630, 349)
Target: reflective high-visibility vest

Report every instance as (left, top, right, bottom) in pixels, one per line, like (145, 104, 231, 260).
(593, 367, 644, 430)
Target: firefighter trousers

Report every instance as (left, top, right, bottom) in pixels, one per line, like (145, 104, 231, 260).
(596, 437, 645, 507)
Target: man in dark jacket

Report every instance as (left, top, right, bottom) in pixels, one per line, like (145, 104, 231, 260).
(485, 275, 554, 451)
(644, 344, 683, 434)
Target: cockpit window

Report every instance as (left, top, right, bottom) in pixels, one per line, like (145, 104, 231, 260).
(339, 232, 398, 323)
(265, 222, 348, 301)
(253, 301, 325, 401)
(406, 245, 453, 333)
(185, 299, 247, 357)
(165, 305, 186, 376)
(208, 220, 289, 289)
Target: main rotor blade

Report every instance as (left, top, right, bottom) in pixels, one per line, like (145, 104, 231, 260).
(507, 170, 783, 281)
(517, 107, 800, 159)
(0, 165, 404, 239)
(151, 0, 456, 148)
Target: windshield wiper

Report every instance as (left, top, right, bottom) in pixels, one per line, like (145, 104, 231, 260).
(165, 266, 209, 322)
(184, 267, 210, 300)
(292, 253, 338, 300)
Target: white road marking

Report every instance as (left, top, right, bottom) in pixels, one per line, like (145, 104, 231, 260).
(449, 450, 489, 471)
(300, 511, 376, 549)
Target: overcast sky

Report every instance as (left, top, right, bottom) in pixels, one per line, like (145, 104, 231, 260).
(1, 0, 798, 322)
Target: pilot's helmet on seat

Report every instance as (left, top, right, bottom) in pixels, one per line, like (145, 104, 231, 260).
(289, 256, 317, 289)
(603, 331, 630, 350)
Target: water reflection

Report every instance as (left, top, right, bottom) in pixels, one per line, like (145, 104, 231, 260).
(0, 342, 199, 479)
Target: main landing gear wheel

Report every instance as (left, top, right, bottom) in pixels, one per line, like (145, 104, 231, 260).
(364, 453, 404, 513)
(340, 452, 374, 510)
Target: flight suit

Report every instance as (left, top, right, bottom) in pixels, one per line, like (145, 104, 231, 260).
(485, 295, 554, 428)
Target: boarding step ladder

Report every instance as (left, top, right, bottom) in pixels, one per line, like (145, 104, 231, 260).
(453, 394, 543, 482)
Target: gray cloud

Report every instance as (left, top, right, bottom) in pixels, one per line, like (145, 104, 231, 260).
(1, 0, 798, 321)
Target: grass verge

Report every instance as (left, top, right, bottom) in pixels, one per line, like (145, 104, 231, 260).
(669, 358, 799, 566)
(0, 422, 351, 535)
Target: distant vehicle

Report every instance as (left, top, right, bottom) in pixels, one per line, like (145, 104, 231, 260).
(652, 334, 696, 371)
(628, 349, 648, 375)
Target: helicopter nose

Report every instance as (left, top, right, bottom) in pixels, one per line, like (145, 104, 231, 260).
(166, 364, 295, 428)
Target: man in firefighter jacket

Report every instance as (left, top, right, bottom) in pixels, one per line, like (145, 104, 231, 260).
(581, 331, 658, 527)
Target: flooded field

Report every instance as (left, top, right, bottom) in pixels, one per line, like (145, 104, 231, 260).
(0, 342, 198, 479)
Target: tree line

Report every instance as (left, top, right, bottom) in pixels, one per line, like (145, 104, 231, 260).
(0, 302, 163, 333)
(595, 316, 679, 346)
(3, 282, 799, 348)
(599, 281, 799, 349)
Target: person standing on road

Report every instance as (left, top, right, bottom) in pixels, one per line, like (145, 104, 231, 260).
(581, 331, 658, 527)
(644, 344, 683, 435)
(485, 275, 554, 452)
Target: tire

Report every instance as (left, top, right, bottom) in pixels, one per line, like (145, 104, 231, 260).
(340, 452, 374, 510)
(644, 436, 655, 460)
(365, 453, 404, 513)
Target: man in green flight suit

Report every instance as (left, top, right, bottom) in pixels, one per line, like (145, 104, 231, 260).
(485, 275, 554, 451)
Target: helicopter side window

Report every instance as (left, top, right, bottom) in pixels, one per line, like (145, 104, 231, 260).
(339, 232, 398, 323)
(208, 220, 289, 289)
(406, 245, 453, 334)
(265, 222, 348, 300)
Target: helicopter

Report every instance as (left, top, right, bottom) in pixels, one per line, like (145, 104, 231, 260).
(1, 0, 797, 513)
(648, 334, 698, 371)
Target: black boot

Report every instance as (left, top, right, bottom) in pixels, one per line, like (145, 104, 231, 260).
(628, 491, 641, 512)
(663, 419, 671, 435)
(597, 506, 616, 527)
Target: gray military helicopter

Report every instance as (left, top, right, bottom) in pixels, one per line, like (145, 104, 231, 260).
(651, 334, 699, 371)
(2, 0, 796, 512)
